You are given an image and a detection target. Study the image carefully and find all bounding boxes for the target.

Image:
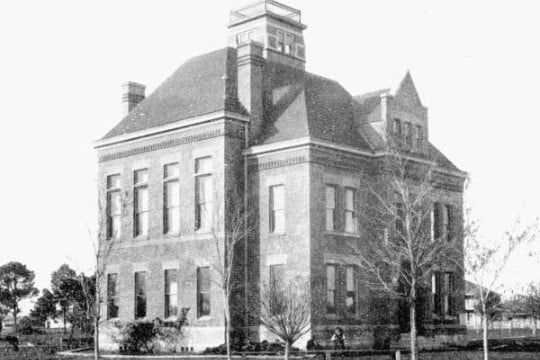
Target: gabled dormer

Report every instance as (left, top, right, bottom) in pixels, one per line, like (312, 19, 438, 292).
(355, 71, 429, 154)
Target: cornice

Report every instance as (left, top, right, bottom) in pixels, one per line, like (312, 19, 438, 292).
(94, 110, 249, 149)
(98, 127, 244, 163)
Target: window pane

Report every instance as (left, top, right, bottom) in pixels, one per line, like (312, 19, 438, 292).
(326, 209, 334, 231)
(136, 187, 148, 212)
(273, 209, 285, 233)
(136, 212, 148, 236)
(107, 174, 121, 189)
(197, 267, 211, 317)
(166, 181, 180, 207)
(326, 186, 335, 208)
(107, 274, 118, 319)
(326, 265, 336, 313)
(167, 207, 180, 233)
(271, 185, 284, 210)
(110, 191, 122, 215)
(134, 169, 148, 184)
(135, 272, 147, 319)
(346, 267, 355, 291)
(111, 216, 121, 238)
(345, 189, 354, 210)
(164, 163, 180, 178)
(345, 212, 355, 233)
(195, 157, 212, 174)
(327, 266, 335, 291)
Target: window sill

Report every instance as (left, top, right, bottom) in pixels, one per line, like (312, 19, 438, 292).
(196, 315, 212, 322)
(325, 231, 361, 238)
(163, 232, 180, 238)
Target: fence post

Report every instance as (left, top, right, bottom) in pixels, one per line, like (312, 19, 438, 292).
(394, 349, 401, 360)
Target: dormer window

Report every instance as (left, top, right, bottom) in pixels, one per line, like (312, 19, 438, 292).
(393, 118, 402, 138)
(405, 122, 413, 148)
(416, 125, 424, 149)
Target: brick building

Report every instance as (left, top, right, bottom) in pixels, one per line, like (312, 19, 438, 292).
(94, 0, 466, 351)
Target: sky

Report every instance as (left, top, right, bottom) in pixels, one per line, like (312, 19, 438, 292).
(0, 0, 539, 310)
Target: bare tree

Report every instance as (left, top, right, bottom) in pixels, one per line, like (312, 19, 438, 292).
(522, 282, 540, 336)
(260, 278, 310, 360)
(463, 208, 538, 360)
(198, 187, 256, 360)
(80, 184, 119, 360)
(355, 147, 459, 360)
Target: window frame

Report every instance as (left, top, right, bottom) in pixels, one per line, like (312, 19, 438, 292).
(194, 157, 213, 231)
(325, 185, 337, 232)
(344, 187, 358, 233)
(269, 184, 285, 234)
(134, 271, 147, 319)
(345, 265, 357, 315)
(197, 266, 211, 318)
(107, 273, 119, 319)
(393, 118, 402, 138)
(133, 169, 149, 238)
(163, 163, 180, 234)
(164, 269, 178, 318)
(106, 174, 122, 240)
(326, 264, 337, 314)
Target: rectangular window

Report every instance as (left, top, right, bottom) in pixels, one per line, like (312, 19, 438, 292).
(430, 204, 436, 241)
(393, 118, 402, 137)
(284, 33, 294, 54)
(195, 157, 212, 231)
(269, 185, 285, 233)
(416, 125, 423, 148)
(432, 272, 441, 315)
(325, 185, 337, 231)
(405, 122, 413, 147)
(395, 202, 404, 233)
(326, 265, 337, 314)
(443, 272, 454, 315)
(107, 273, 119, 319)
(164, 269, 178, 318)
(433, 202, 441, 240)
(444, 205, 452, 242)
(269, 264, 285, 315)
(106, 174, 122, 239)
(163, 163, 180, 234)
(134, 271, 147, 319)
(346, 266, 357, 314)
(345, 188, 357, 233)
(134, 169, 149, 237)
(276, 30, 285, 52)
(197, 267, 211, 317)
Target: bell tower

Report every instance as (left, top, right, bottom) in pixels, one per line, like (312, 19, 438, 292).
(228, 0, 307, 69)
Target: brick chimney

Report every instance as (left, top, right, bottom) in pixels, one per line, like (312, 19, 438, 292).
(236, 42, 265, 143)
(122, 82, 146, 116)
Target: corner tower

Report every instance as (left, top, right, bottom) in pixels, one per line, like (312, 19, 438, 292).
(228, 0, 307, 69)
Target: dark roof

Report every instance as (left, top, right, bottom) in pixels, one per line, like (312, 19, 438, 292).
(255, 61, 372, 150)
(101, 48, 462, 174)
(103, 48, 245, 139)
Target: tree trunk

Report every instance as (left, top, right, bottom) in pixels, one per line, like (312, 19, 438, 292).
(13, 307, 17, 335)
(533, 317, 537, 337)
(482, 302, 489, 360)
(225, 303, 231, 360)
(409, 301, 417, 360)
(284, 341, 290, 360)
(94, 289, 100, 360)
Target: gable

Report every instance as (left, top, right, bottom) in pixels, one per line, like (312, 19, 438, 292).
(393, 71, 423, 108)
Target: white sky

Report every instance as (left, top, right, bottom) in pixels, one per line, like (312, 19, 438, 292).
(0, 0, 539, 308)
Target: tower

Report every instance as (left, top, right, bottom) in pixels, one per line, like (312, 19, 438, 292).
(228, 0, 307, 69)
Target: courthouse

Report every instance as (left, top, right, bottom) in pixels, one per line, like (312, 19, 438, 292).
(94, 0, 466, 350)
